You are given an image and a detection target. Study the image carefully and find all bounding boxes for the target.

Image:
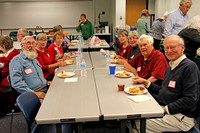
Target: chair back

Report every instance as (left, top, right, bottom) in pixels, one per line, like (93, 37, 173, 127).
(16, 92, 41, 133)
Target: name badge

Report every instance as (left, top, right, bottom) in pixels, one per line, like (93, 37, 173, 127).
(137, 67, 141, 72)
(130, 55, 135, 59)
(123, 50, 126, 53)
(81, 23, 84, 26)
(168, 80, 176, 88)
(25, 68, 32, 74)
(47, 54, 50, 57)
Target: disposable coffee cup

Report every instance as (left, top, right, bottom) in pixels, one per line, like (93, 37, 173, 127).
(109, 64, 116, 75)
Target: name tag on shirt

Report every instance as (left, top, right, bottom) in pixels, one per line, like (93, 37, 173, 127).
(25, 68, 32, 74)
(130, 55, 135, 59)
(168, 80, 176, 88)
(123, 50, 126, 53)
(81, 23, 84, 26)
(137, 66, 141, 72)
(47, 54, 50, 57)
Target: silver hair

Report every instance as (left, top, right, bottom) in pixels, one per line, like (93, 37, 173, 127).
(137, 34, 154, 45)
(184, 15, 200, 30)
(164, 35, 184, 46)
(180, 0, 192, 5)
(18, 28, 29, 36)
(21, 36, 35, 45)
(36, 33, 47, 40)
(118, 29, 129, 37)
(128, 30, 140, 38)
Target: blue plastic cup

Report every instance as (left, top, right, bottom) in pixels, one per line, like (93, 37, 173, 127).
(109, 64, 116, 75)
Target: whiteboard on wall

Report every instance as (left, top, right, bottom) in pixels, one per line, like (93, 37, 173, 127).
(0, 1, 94, 29)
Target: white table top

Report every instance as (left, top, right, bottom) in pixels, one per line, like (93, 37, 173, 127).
(93, 68, 164, 120)
(69, 40, 110, 50)
(35, 69, 100, 124)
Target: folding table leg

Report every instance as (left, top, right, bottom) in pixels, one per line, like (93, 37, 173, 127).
(140, 118, 146, 133)
(56, 124, 62, 133)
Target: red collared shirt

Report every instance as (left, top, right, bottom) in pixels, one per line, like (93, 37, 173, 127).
(128, 49, 168, 85)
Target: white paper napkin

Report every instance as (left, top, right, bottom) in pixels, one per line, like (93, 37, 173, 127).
(100, 49, 105, 53)
(128, 95, 151, 103)
(64, 77, 78, 82)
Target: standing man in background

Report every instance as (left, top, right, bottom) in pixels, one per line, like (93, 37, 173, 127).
(17, 28, 29, 42)
(164, 0, 192, 37)
(76, 14, 95, 41)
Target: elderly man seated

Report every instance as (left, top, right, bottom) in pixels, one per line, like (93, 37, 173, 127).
(132, 35, 200, 132)
(119, 34, 168, 85)
(9, 36, 49, 99)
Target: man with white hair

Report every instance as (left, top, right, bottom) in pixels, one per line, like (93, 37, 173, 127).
(132, 35, 200, 132)
(164, 0, 192, 37)
(121, 34, 168, 86)
(9, 36, 48, 99)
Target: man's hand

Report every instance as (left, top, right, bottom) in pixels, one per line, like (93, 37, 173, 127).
(34, 92, 46, 99)
(47, 81, 51, 86)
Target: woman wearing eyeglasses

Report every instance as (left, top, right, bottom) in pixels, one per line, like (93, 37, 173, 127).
(36, 33, 67, 81)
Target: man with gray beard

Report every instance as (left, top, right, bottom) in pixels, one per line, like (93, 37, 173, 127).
(9, 36, 49, 99)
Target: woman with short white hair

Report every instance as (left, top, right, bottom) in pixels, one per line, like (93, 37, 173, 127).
(178, 15, 200, 61)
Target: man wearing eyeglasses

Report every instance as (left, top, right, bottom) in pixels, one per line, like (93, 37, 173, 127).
(132, 35, 200, 132)
(9, 36, 50, 99)
(164, 0, 192, 37)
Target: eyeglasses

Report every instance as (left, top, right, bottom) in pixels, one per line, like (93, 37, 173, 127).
(38, 39, 47, 42)
(164, 45, 178, 51)
(25, 41, 36, 45)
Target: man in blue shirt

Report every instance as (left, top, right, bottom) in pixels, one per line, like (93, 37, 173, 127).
(164, 0, 192, 37)
(132, 35, 200, 132)
(9, 36, 49, 99)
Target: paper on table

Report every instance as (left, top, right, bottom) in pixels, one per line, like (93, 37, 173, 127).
(64, 77, 78, 82)
(128, 95, 151, 103)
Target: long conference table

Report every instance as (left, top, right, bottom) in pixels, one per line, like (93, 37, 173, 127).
(35, 52, 164, 133)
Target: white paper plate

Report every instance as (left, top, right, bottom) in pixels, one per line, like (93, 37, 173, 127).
(57, 72, 75, 78)
(71, 40, 78, 43)
(115, 71, 133, 78)
(124, 85, 147, 95)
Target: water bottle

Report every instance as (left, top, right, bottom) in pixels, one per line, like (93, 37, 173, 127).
(80, 59, 87, 77)
(81, 37, 84, 45)
(106, 51, 111, 65)
(77, 36, 82, 57)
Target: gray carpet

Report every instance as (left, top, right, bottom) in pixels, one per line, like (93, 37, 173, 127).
(0, 112, 28, 133)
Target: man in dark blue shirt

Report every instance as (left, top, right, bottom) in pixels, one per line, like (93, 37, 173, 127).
(132, 35, 200, 132)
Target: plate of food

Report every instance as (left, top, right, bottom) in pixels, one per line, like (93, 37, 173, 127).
(100, 43, 106, 46)
(84, 42, 88, 45)
(65, 60, 75, 64)
(110, 59, 118, 64)
(67, 52, 77, 58)
(71, 40, 78, 43)
(124, 85, 147, 95)
(115, 71, 133, 78)
(71, 43, 77, 46)
(57, 71, 75, 78)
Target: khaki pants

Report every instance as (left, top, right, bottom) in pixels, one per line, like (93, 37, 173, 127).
(135, 113, 195, 133)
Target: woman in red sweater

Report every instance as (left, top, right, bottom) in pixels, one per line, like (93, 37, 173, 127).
(0, 36, 20, 116)
(36, 33, 67, 81)
(114, 29, 131, 59)
(48, 31, 70, 61)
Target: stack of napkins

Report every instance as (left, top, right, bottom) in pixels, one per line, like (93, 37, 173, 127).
(64, 77, 78, 82)
(128, 95, 151, 103)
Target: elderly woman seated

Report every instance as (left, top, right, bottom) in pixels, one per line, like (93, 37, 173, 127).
(48, 31, 71, 61)
(115, 30, 140, 61)
(0, 36, 20, 116)
(36, 33, 67, 81)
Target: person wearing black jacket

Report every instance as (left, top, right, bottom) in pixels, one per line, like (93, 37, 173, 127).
(178, 15, 200, 61)
(132, 35, 200, 132)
